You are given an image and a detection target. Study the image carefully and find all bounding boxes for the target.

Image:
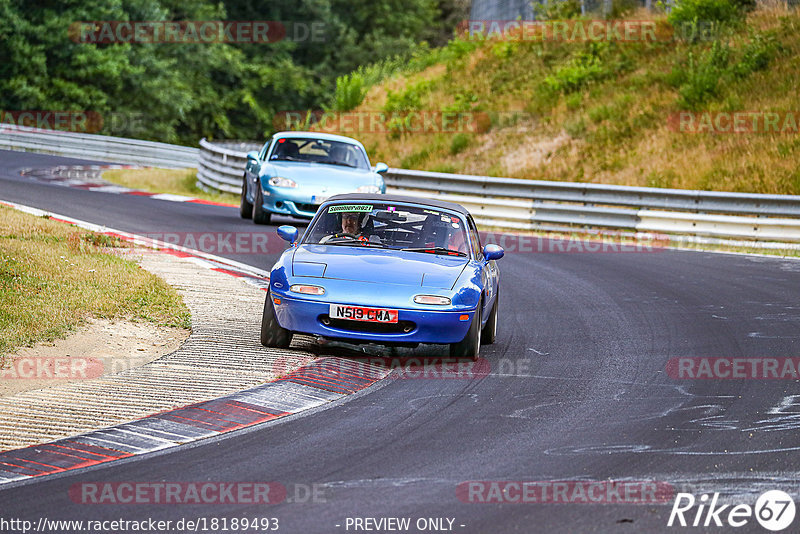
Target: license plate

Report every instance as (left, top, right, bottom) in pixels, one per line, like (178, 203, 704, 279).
(329, 304, 398, 323)
(312, 195, 329, 205)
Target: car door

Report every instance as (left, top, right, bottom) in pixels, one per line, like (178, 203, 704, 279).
(467, 216, 498, 321)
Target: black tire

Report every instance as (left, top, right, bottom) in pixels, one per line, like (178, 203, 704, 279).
(450, 306, 481, 361)
(261, 293, 292, 348)
(481, 290, 498, 345)
(240, 175, 253, 219)
(252, 181, 272, 225)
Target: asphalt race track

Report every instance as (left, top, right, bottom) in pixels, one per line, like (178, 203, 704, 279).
(2, 150, 800, 533)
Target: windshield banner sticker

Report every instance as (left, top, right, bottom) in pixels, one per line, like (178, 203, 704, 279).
(328, 204, 373, 213)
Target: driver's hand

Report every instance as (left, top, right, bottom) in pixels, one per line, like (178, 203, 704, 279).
(320, 232, 351, 243)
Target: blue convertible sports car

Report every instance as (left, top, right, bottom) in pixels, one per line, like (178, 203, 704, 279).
(241, 131, 388, 224)
(261, 194, 504, 360)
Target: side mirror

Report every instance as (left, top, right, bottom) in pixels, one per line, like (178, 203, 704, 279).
(246, 150, 260, 161)
(374, 162, 389, 174)
(483, 244, 504, 261)
(277, 225, 298, 245)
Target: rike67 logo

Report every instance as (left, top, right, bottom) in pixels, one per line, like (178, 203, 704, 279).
(668, 490, 796, 531)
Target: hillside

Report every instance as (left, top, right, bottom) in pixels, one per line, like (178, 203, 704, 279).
(312, 4, 800, 194)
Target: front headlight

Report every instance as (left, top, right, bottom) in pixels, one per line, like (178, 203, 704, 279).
(414, 295, 452, 305)
(290, 284, 325, 295)
(269, 176, 297, 188)
(355, 185, 381, 194)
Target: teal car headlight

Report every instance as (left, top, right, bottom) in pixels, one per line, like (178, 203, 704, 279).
(269, 176, 298, 188)
(355, 185, 381, 194)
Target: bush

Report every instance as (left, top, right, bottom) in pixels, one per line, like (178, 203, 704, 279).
(328, 73, 367, 112)
(674, 32, 777, 109)
(733, 31, 778, 77)
(383, 79, 436, 113)
(588, 104, 612, 123)
(533, 0, 582, 20)
(450, 133, 470, 155)
(443, 91, 479, 113)
(668, 0, 744, 28)
(676, 40, 730, 109)
(491, 41, 517, 60)
(401, 148, 431, 168)
(544, 51, 608, 94)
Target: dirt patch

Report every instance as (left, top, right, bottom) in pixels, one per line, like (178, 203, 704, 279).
(501, 132, 572, 176)
(0, 318, 189, 397)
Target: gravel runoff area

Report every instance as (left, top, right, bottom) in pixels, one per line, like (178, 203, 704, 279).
(0, 247, 316, 451)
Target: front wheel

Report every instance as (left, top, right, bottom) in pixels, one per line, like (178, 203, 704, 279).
(261, 293, 292, 348)
(481, 290, 498, 345)
(240, 175, 253, 219)
(252, 182, 272, 225)
(450, 307, 481, 361)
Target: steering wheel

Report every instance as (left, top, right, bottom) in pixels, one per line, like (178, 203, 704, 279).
(320, 232, 359, 243)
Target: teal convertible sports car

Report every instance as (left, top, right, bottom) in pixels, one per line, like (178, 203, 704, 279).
(240, 131, 388, 224)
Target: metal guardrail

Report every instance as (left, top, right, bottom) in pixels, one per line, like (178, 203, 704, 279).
(196, 138, 260, 194)
(6, 126, 798, 243)
(0, 125, 198, 169)
(197, 139, 800, 243)
(382, 169, 800, 242)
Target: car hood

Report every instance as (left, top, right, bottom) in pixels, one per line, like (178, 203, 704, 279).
(291, 245, 468, 289)
(263, 161, 380, 189)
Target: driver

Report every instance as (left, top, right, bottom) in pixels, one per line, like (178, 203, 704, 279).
(447, 226, 468, 254)
(341, 212, 361, 235)
(320, 212, 380, 244)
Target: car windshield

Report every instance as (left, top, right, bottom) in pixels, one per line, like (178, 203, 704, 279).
(268, 138, 370, 170)
(303, 202, 470, 257)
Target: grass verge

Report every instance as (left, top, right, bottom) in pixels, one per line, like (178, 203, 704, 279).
(102, 168, 239, 205)
(0, 206, 191, 362)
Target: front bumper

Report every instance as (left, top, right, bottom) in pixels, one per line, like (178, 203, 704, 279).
(259, 190, 320, 218)
(271, 293, 475, 344)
